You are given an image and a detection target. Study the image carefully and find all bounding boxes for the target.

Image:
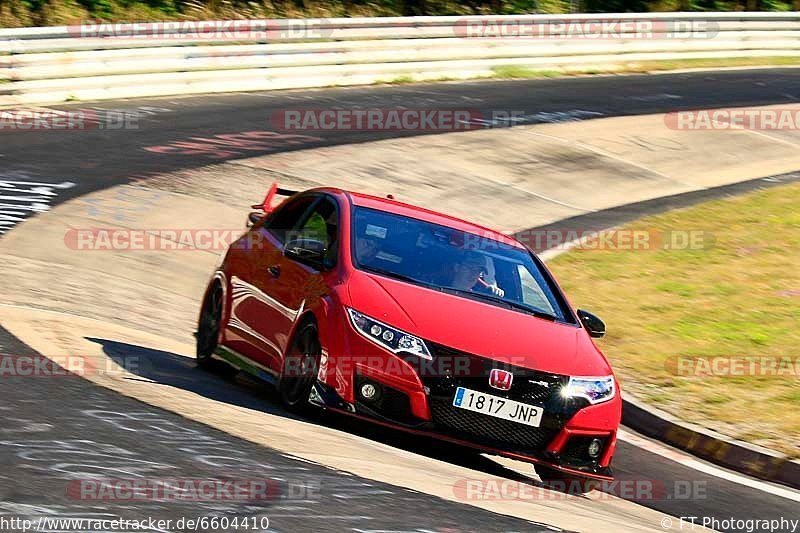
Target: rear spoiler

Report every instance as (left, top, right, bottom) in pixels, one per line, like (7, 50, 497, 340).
(251, 183, 299, 213)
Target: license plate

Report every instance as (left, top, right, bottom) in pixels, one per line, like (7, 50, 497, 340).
(452, 387, 543, 428)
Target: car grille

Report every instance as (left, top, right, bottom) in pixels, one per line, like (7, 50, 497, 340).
(429, 398, 557, 451)
(420, 343, 587, 454)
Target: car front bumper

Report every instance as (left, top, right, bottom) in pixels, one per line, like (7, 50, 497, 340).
(317, 331, 621, 480)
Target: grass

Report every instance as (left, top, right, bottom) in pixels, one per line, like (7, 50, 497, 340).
(548, 182, 800, 458)
(491, 66, 565, 79)
(0, 0, 530, 27)
(3, 0, 800, 27)
(385, 74, 416, 85)
(375, 57, 800, 89)
(1, 0, 799, 27)
(631, 56, 800, 71)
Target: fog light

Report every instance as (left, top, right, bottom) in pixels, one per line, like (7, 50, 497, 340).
(360, 382, 379, 400)
(588, 438, 603, 458)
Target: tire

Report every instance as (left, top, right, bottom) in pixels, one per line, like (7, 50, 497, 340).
(196, 282, 223, 368)
(278, 321, 321, 413)
(534, 464, 599, 494)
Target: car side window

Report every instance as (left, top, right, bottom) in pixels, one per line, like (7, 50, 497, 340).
(293, 197, 339, 266)
(266, 196, 316, 243)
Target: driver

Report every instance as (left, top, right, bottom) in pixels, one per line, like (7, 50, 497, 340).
(450, 251, 504, 297)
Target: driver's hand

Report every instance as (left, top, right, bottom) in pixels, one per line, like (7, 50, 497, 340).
(489, 285, 505, 297)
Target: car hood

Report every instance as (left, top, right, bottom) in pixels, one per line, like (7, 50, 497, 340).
(346, 271, 612, 377)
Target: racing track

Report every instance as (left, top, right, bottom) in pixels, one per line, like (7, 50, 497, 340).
(5, 68, 800, 211)
(0, 326, 559, 532)
(3, 68, 800, 532)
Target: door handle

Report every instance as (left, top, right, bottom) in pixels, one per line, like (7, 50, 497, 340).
(267, 265, 281, 278)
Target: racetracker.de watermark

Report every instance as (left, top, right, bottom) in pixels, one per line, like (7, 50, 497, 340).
(67, 478, 319, 501)
(63, 228, 714, 253)
(64, 228, 244, 251)
(0, 354, 142, 378)
(666, 356, 800, 377)
(0, 110, 139, 131)
(453, 478, 706, 501)
(285, 354, 536, 379)
(68, 19, 331, 40)
(0, 516, 271, 533)
(271, 109, 482, 132)
(452, 18, 719, 39)
(665, 108, 800, 130)
(514, 228, 713, 253)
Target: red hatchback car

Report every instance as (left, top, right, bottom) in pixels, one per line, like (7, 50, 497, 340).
(197, 185, 621, 485)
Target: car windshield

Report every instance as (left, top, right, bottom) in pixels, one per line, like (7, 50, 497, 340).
(352, 207, 574, 322)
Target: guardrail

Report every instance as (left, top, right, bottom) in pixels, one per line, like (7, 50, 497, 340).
(1, 13, 799, 106)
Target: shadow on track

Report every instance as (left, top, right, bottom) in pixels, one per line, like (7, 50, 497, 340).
(86, 336, 549, 486)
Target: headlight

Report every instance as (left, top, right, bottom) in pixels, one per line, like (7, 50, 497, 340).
(561, 375, 615, 404)
(346, 308, 432, 360)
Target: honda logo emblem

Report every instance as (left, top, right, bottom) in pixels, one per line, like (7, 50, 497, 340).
(489, 369, 513, 391)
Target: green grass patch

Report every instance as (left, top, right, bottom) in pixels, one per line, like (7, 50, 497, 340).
(627, 56, 800, 72)
(549, 182, 800, 457)
(490, 57, 800, 81)
(385, 75, 415, 85)
(490, 66, 565, 79)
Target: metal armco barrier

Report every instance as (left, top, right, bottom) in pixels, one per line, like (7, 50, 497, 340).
(1, 12, 799, 105)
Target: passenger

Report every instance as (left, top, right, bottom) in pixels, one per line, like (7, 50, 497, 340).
(355, 234, 381, 263)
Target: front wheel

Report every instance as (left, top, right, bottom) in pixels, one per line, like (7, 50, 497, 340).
(278, 322, 321, 413)
(534, 464, 599, 494)
(196, 283, 223, 368)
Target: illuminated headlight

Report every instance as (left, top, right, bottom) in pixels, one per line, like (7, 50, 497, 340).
(561, 375, 615, 404)
(346, 308, 432, 360)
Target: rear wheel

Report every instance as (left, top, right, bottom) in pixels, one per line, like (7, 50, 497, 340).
(534, 464, 599, 494)
(196, 283, 223, 368)
(279, 321, 321, 413)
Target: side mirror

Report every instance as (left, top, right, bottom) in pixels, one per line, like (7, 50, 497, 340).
(284, 238, 328, 270)
(577, 309, 606, 338)
(247, 211, 262, 228)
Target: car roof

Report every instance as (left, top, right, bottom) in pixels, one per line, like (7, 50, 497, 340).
(314, 188, 525, 250)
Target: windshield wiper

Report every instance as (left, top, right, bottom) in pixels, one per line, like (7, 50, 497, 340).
(441, 287, 558, 321)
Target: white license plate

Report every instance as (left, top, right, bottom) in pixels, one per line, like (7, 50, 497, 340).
(452, 387, 543, 428)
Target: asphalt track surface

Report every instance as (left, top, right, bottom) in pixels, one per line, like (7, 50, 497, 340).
(0, 327, 557, 532)
(4, 68, 800, 209)
(3, 68, 800, 531)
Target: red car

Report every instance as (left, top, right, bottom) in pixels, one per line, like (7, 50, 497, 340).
(196, 184, 621, 486)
